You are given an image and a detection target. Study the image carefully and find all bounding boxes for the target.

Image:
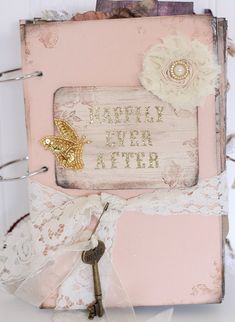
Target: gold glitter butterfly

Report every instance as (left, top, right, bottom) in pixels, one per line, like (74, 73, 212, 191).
(40, 119, 90, 170)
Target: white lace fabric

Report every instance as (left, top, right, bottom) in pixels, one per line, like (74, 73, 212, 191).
(0, 217, 35, 292)
(0, 172, 227, 309)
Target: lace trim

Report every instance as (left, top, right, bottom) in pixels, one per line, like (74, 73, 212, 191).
(0, 173, 227, 309)
(127, 172, 228, 216)
(0, 217, 35, 291)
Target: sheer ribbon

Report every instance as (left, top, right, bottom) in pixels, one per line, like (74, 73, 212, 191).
(13, 231, 174, 322)
(14, 236, 98, 307)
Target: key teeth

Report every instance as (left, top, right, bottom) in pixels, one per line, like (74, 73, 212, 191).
(88, 304, 96, 320)
(87, 301, 104, 319)
(88, 312, 96, 320)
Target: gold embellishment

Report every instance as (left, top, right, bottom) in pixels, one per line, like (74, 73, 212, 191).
(40, 119, 90, 170)
(88, 106, 164, 125)
(169, 60, 190, 81)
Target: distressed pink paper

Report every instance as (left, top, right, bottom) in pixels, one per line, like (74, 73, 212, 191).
(20, 15, 226, 306)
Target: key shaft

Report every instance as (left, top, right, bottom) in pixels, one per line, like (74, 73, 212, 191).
(82, 240, 106, 319)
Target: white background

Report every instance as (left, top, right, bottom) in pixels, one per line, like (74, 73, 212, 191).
(0, 1, 235, 321)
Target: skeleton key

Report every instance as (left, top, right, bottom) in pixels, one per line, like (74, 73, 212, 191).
(82, 240, 106, 319)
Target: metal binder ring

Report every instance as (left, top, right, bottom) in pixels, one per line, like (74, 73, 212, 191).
(0, 68, 43, 83)
(0, 157, 48, 182)
(227, 134, 235, 163)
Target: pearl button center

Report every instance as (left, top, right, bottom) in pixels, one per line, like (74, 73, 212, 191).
(169, 60, 190, 80)
(174, 64, 186, 77)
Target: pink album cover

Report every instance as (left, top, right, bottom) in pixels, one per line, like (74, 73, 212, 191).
(0, 12, 228, 312)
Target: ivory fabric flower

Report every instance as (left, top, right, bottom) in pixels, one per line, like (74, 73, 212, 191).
(140, 36, 220, 111)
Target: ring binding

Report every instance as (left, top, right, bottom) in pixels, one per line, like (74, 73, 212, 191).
(0, 157, 48, 182)
(226, 156, 235, 162)
(227, 134, 235, 163)
(0, 68, 43, 83)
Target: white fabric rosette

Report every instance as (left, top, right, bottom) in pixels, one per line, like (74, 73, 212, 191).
(140, 36, 220, 111)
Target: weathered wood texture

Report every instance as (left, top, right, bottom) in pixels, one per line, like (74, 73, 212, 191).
(217, 18, 227, 173)
(213, 17, 228, 174)
(54, 87, 198, 190)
